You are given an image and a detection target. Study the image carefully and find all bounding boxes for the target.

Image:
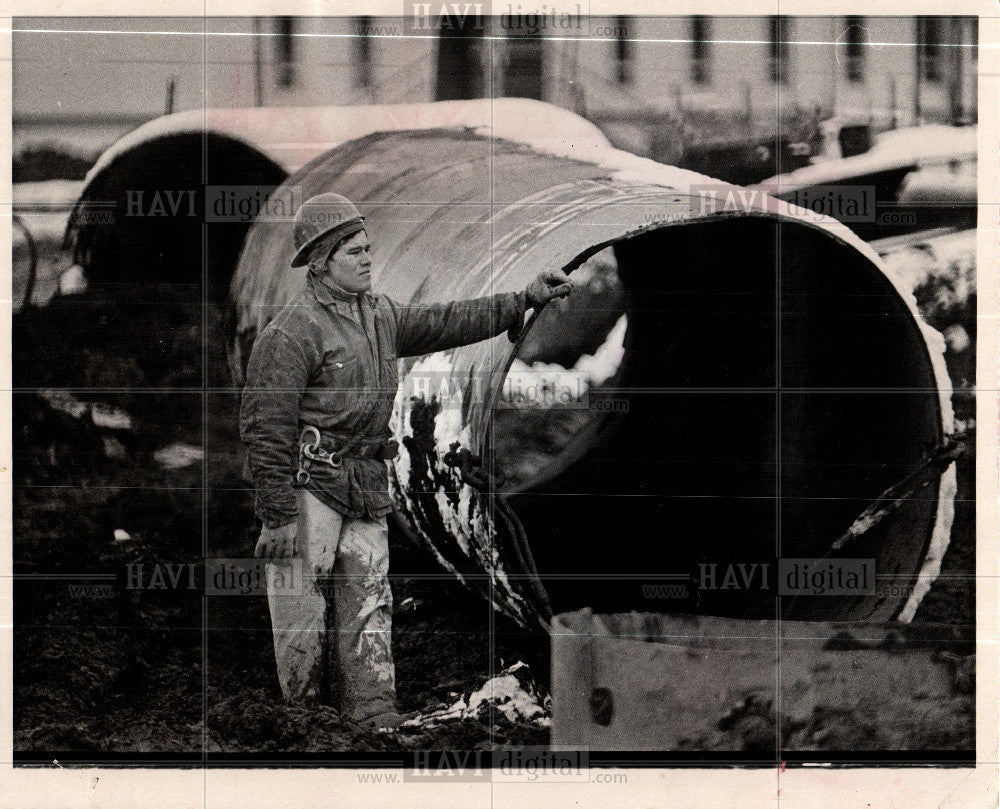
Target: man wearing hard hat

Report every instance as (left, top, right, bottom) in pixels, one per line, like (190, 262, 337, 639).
(240, 193, 572, 730)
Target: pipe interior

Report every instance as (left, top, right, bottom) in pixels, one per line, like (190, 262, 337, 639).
(72, 133, 288, 305)
(493, 218, 943, 620)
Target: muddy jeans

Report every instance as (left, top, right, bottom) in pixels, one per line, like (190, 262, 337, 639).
(265, 489, 395, 720)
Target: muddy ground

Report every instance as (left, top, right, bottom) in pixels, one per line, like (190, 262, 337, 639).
(12, 233, 975, 756)
(11, 253, 552, 754)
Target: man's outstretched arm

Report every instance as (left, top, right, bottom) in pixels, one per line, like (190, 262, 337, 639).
(388, 270, 573, 357)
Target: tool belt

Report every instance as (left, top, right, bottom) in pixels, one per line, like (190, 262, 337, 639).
(295, 424, 398, 485)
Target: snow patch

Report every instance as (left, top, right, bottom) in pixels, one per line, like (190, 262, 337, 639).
(13, 181, 86, 241)
(880, 230, 976, 318)
(433, 405, 470, 456)
(38, 390, 88, 420)
(154, 443, 205, 470)
(503, 314, 627, 408)
(943, 325, 970, 353)
(13, 180, 85, 208)
(402, 661, 549, 729)
(898, 462, 958, 623)
(388, 379, 413, 491)
(435, 489, 472, 556)
(574, 313, 628, 387)
(102, 436, 127, 460)
(59, 265, 88, 296)
(754, 124, 977, 194)
(90, 403, 133, 431)
(38, 390, 132, 431)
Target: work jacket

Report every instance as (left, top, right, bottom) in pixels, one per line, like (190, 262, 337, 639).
(240, 271, 528, 528)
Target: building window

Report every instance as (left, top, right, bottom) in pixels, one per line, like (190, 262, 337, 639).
(435, 12, 485, 100)
(276, 17, 295, 89)
(844, 16, 865, 82)
(504, 34, 544, 99)
(691, 16, 710, 84)
(354, 16, 372, 89)
(768, 16, 789, 85)
(614, 16, 633, 84)
(917, 16, 943, 82)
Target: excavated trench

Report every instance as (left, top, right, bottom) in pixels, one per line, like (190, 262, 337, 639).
(493, 218, 945, 622)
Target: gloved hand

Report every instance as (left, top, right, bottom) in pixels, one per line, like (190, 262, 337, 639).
(526, 270, 573, 309)
(254, 521, 298, 559)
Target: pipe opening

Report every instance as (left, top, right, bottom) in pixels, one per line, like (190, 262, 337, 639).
(493, 248, 629, 492)
(491, 217, 945, 622)
(69, 133, 287, 306)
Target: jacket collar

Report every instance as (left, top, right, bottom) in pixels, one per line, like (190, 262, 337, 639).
(307, 271, 374, 316)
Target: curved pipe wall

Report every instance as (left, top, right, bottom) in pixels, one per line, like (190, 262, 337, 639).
(65, 98, 610, 307)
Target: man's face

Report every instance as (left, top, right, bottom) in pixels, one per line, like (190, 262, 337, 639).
(311, 229, 372, 294)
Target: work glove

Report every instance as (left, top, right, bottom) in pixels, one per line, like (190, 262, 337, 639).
(254, 521, 298, 560)
(525, 270, 573, 309)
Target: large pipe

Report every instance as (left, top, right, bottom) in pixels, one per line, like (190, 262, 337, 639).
(228, 107, 955, 630)
(65, 101, 954, 631)
(65, 99, 608, 305)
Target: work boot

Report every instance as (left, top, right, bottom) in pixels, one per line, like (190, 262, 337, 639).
(356, 709, 420, 732)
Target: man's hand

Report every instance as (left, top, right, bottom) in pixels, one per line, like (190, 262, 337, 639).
(254, 521, 298, 559)
(526, 270, 573, 309)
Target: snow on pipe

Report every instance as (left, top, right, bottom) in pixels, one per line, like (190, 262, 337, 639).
(66, 101, 954, 630)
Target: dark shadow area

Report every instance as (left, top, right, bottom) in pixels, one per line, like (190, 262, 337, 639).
(68, 132, 287, 307)
(495, 218, 944, 621)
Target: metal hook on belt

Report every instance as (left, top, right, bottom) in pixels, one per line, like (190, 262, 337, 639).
(296, 424, 342, 485)
(302, 425, 343, 468)
(296, 426, 317, 485)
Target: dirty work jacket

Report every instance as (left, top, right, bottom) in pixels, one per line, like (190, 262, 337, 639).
(240, 272, 528, 528)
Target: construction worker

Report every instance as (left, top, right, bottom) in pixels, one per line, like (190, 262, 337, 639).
(239, 192, 573, 730)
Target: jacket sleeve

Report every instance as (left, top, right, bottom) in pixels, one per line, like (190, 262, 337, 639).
(239, 327, 310, 529)
(386, 291, 528, 358)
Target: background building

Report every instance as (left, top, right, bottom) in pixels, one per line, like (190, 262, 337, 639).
(13, 15, 978, 171)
